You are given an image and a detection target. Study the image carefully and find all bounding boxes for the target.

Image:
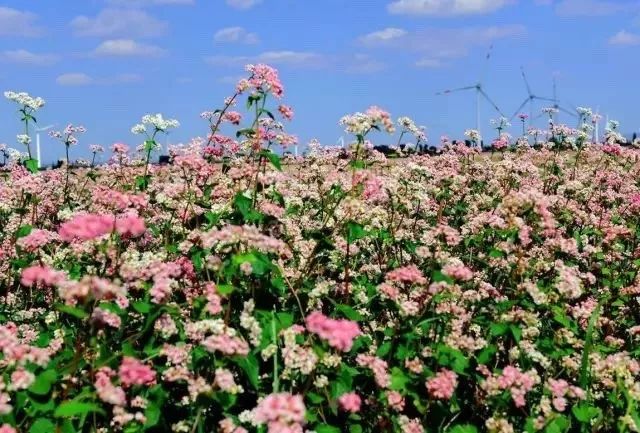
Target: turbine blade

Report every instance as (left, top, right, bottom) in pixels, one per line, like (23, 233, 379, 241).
(435, 85, 476, 95)
(479, 89, 504, 117)
(510, 99, 530, 121)
(559, 106, 577, 118)
(533, 96, 556, 103)
(520, 66, 533, 97)
(479, 44, 494, 84)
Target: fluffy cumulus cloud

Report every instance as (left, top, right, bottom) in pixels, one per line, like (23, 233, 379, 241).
(93, 39, 167, 57)
(226, 0, 263, 10)
(358, 24, 525, 67)
(609, 30, 640, 46)
(56, 73, 94, 86)
(547, 0, 638, 16)
(0, 7, 43, 37)
(358, 28, 407, 45)
(70, 9, 168, 38)
(206, 50, 324, 67)
(56, 72, 143, 86)
(387, 0, 513, 16)
(214, 27, 260, 44)
(0, 49, 59, 66)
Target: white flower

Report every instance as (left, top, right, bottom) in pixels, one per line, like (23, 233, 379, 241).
(139, 113, 180, 132)
(4, 91, 45, 111)
(131, 124, 147, 135)
(464, 129, 482, 142)
(17, 134, 31, 145)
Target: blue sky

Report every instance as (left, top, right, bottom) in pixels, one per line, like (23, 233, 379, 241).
(1, 0, 639, 163)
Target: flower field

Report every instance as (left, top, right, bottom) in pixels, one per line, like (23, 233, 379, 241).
(2, 65, 640, 433)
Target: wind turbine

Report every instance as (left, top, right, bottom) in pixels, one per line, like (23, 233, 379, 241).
(436, 45, 505, 138)
(510, 67, 555, 124)
(35, 124, 55, 169)
(337, 136, 345, 148)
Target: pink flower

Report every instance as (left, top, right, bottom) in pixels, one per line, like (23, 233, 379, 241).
(278, 105, 294, 120)
(426, 369, 458, 400)
(385, 265, 427, 285)
(115, 213, 146, 238)
(58, 213, 115, 242)
(119, 357, 156, 387)
(387, 391, 405, 411)
(245, 64, 284, 99)
(95, 367, 127, 406)
(201, 334, 250, 356)
(223, 111, 242, 125)
(441, 262, 473, 281)
(253, 393, 306, 433)
(338, 392, 362, 413)
(111, 142, 129, 153)
(0, 424, 16, 433)
(305, 311, 361, 352)
(20, 265, 65, 287)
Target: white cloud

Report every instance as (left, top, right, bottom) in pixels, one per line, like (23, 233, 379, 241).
(226, 0, 262, 9)
(93, 39, 166, 57)
(609, 30, 640, 45)
(415, 58, 445, 68)
(1, 49, 59, 65)
(554, 0, 638, 16)
(107, 0, 194, 6)
(206, 50, 324, 67)
(70, 9, 168, 38)
(0, 7, 43, 37)
(346, 54, 386, 74)
(56, 73, 93, 86)
(387, 0, 513, 16)
(357, 25, 525, 66)
(56, 72, 143, 86)
(214, 26, 259, 44)
(358, 28, 407, 45)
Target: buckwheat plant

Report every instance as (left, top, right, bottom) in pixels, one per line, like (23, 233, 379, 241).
(131, 113, 179, 189)
(49, 124, 87, 202)
(4, 91, 45, 169)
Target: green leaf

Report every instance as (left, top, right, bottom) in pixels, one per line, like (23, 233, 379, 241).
(30, 419, 56, 433)
(390, 367, 410, 391)
(132, 301, 151, 314)
(16, 224, 33, 238)
(25, 158, 39, 174)
(476, 345, 497, 365)
(376, 342, 393, 358)
(56, 303, 89, 320)
(346, 221, 366, 243)
(449, 425, 479, 433)
(233, 353, 259, 390)
(545, 415, 570, 433)
(261, 150, 282, 171)
(349, 425, 363, 433)
(572, 403, 601, 423)
(335, 304, 364, 321)
(315, 425, 341, 433)
(54, 401, 105, 418)
(144, 140, 156, 152)
(216, 284, 236, 296)
(29, 369, 58, 396)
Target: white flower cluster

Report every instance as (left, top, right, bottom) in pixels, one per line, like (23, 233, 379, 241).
(397, 116, 426, 143)
(490, 117, 511, 130)
(576, 107, 593, 118)
(16, 134, 31, 145)
(4, 91, 45, 110)
(339, 113, 374, 135)
(132, 113, 180, 135)
(464, 129, 482, 143)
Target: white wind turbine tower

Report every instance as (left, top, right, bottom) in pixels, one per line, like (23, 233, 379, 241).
(436, 45, 505, 140)
(510, 67, 555, 125)
(35, 124, 55, 169)
(337, 136, 345, 148)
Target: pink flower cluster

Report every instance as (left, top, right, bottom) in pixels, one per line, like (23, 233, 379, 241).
(547, 379, 585, 412)
(201, 333, 250, 356)
(482, 366, 539, 408)
(119, 357, 156, 388)
(385, 265, 427, 285)
(426, 369, 458, 400)
(305, 311, 361, 352)
(338, 392, 362, 413)
(253, 393, 306, 433)
(95, 367, 127, 406)
(356, 354, 390, 388)
(58, 213, 146, 242)
(20, 265, 65, 287)
(241, 64, 284, 99)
